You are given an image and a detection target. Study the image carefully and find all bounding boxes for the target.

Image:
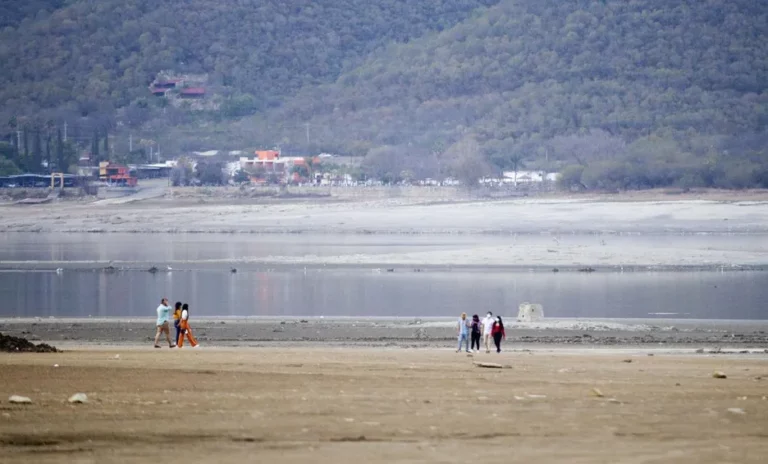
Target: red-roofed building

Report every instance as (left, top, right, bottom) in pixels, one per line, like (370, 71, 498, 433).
(154, 79, 183, 89)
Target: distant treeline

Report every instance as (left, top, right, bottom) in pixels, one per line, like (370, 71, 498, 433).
(552, 131, 768, 191)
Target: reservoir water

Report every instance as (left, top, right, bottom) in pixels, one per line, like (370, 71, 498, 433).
(0, 233, 766, 319)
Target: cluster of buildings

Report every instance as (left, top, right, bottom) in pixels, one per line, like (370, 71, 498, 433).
(2, 142, 560, 191)
(481, 170, 560, 186)
(150, 78, 206, 99)
(237, 150, 338, 185)
(148, 73, 217, 111)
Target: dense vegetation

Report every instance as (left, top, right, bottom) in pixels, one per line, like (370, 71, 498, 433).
(0, 1, 65, 29)
(1, 0, 767, 189)
(270, 0, 768, 188)
(0, 0, 496, 116)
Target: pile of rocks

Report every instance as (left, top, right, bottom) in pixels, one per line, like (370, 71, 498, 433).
(0, 332, 58, 353)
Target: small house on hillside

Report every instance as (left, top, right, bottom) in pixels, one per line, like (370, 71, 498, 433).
(154, 79, 183, 89)
(149, 77, 184, 96)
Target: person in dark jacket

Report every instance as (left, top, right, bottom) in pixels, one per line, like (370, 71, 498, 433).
(172, 301, 183, 345)
(491, 316, 506, 353)
(470, 314, 481, 352)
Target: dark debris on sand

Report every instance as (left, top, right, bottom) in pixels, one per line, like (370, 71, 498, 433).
(0, 332, 58, 353)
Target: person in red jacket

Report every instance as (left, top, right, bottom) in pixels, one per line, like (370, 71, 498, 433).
(491, 316, 506, 353)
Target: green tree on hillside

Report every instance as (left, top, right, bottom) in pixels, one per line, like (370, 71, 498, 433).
(0, 157, 22, 176)
(0, 142, 22, 176)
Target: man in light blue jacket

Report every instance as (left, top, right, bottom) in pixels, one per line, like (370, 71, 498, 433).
(153, 297, 175, 348)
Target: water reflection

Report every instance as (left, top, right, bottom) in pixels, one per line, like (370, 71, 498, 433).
(0, 269, 766, 320)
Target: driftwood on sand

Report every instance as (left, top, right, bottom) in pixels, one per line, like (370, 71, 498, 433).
(474, 362, 504, 369)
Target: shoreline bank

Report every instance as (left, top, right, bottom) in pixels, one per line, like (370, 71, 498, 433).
(3, 318, 768, 349)
(0, 261, 765, 273)
(2, 197, 768, 235)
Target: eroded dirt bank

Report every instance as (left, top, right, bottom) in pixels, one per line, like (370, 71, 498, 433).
(2, 318, 768, 349)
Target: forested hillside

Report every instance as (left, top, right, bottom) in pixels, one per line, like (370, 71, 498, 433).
(263, 0, 767, 188)
(1, 0, 767, 189)
(0, 1, 65, 28)
(0, 0, 496, 116)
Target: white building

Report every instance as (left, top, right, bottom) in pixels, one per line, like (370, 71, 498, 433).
(502, 170, 560, 184)
(239, 156, 288, 172)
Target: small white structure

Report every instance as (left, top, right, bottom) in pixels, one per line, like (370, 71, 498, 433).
(517, 303, 544, 322)
(502, 170, 560, 185)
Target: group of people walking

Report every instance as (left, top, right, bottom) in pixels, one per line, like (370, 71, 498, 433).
(457, 311, 505, 353)
(154, 300, 505, 352)
(154, 298, 199, 348)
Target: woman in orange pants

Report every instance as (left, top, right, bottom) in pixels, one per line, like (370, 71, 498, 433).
(177, 303, 199, 348)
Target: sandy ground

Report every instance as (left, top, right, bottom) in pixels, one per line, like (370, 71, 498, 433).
(1, 347, 767, 463)
(1, 238, 766, 270)
(201, 239, 768, 269)
(3, 318, 768, 348)
(2, 196, 768, 235)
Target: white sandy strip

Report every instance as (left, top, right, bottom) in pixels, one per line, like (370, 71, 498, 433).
(241, 243, 768, 267)
(1, 198, 768, 234)
(20, 342, 768, 358)
(3, 242, 765, 269)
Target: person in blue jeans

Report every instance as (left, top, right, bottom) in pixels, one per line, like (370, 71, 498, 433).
(456, 312, 470, 353)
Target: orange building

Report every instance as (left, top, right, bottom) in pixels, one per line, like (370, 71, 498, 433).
(255, 150, 280, 160)
(99, 162, 138, 187)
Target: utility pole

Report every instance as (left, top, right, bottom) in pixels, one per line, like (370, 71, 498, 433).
(63, 122, 67, 142)
(129, 134, 133, 152)
(16, 131, 21, 151)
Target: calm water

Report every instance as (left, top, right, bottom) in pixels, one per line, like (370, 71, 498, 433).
(0, 234, 766, 319)
(0, 267, 767, 320)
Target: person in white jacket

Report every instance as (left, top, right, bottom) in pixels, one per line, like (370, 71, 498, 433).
(481, 311, 494, 354)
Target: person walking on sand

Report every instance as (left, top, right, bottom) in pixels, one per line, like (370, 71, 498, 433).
(482, 311, 494, 353)
(470, 314, 481, 352)
(172, 301, 183, 345)
(491, 316, 506, 353)
(154, 298, 175, 348)
(457, 312, 470, 353)
(177, 303, 199, 348)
